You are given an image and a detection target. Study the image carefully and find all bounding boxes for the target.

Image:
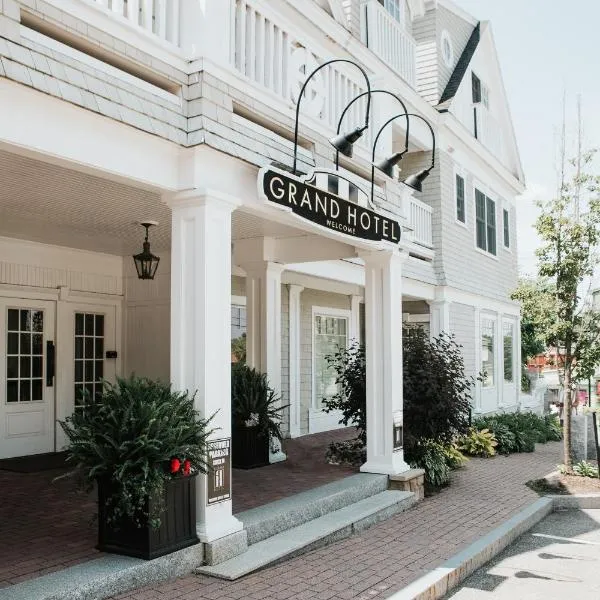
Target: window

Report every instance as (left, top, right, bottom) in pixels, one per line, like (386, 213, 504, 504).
(503, 208, 510, 248)
(441, 30, 454, 68)
(6, 309, 44, 403)
(456, 174, 465, 223)
(378, 0, 404, 24)
(471, 73, 481, 104)
(231, 304, 247, 340)
(74, 313, 104, 411)
(475, 189, 496, 255)
(503, 322, 514, 382)
(314, 314, 348, 409)
(481, 318, 495, 387)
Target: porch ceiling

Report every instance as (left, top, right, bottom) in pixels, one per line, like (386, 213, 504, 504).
(0, 150, 308, 256)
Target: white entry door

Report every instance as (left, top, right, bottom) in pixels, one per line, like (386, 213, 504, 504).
(56, 303, 118, 449)
(0, 298, 56, 459)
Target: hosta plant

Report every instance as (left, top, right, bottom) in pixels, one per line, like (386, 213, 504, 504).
(59, 376, 212, 528)
(443, 443, 469, 469)
(573, 460, 599, 478)
(406, 439, 451, 488)
(458, 428, 498, 458)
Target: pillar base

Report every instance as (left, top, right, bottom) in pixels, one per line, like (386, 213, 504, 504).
(360, 453, 410, 476)
(196, 501, 243, 543)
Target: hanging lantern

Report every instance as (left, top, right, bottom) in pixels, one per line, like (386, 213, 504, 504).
(133, 221, 160, 280)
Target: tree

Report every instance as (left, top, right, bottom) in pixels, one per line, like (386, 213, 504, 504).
(528, 149, 600, 470)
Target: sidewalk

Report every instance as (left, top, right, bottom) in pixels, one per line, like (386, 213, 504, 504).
(113, 441, 562, 600)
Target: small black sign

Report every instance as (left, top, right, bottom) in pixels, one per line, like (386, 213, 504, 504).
(259, 168, 401, 244)
(207, 438, 231, 505)
(393, 411, 403, 452)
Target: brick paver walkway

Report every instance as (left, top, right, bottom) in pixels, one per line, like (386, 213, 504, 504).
(0, 429, 355, 588)
(112, 441, 562, 600)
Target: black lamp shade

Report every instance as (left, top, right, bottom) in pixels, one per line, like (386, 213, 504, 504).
(133, 223, 160, 280)
(374, 152, 405, 178)
(403, 168, 431, 193)
(329, 125, 367, 158)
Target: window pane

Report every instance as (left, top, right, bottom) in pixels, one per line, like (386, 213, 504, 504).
(85, 337, 94, 359)
(85, 360, 94, 382)
(95, 338, 104, 359)
(20, 380, 31, 402)
(75, 337, 84, 359)
(503, 323, 514, 382)
(7, 380, 18, 403)
(75, 313, 84, 335)
(7, 332, 18, 354)
(32, 334, 43, 355)
(7, 357, 18, 379)
(20, 310, 31, 332)
(32, 356, 43, 378)
(31, 312, 43, 333)
(31, 379, 42, 401)
(95, 315, 104, 337)
(20, 333, 31, 355)
(96, 360, 104, 381)
(20, 356, 31, 378)
(486, 197, 496, 255)
(75, 385, 85, 407)
(456, 175, 465, 222)
(475, 190, 486, 250)
(472, 73, 482, 103)
(503, 208, 510, 247)
(481, 319, 495, 387)
(85, 314, 94, 336)
(75, 360, 83, 382)
(7, 309, 19, 331)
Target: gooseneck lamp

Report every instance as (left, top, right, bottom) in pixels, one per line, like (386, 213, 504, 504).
(292, 58, 372, 174)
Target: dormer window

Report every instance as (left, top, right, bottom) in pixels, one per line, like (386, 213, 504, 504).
(378, 0, 405, 26)
(472, 72, 489, 108)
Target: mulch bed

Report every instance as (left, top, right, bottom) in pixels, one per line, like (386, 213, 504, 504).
(527, 470, 600, 495)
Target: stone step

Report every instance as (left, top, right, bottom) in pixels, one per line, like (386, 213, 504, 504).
(237, 473, 389, 545)
(197, 489, 416, 580)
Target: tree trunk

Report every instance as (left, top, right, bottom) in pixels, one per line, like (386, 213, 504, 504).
(563, 367, 573, 471)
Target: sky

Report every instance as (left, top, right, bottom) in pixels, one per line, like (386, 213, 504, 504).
(453, 0, 600, 276)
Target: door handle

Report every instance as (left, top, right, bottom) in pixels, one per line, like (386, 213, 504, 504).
(46, 341, 55, 387)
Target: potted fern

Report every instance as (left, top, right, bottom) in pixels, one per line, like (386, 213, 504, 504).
(231, 363, 287, 469)
(59, 376, 212, 559)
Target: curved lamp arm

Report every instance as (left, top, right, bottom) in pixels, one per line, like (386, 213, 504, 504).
(335, 89, 410, 170)
(292, 58, 371, 174)
(370, 112, 436, 203)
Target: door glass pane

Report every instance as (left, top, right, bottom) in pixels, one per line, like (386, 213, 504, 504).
(6, 308, 44, 404)
(481, 318, 495, 387)
(503, 322, 514, 382)
(74, 312, 105, 414)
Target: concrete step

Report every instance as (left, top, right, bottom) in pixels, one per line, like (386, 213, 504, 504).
(197, 489, 416, 580)
(237, 473, 389, 545)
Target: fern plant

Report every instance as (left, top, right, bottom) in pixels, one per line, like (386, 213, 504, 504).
(457, 428, 498, 457)
(407, 439, 451, 488)
(231, 363, 287, 441)
(59, 376, 213, 528)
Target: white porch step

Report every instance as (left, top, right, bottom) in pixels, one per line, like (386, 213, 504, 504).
(197, 489, 416, 580)
(238, 473, 389, 545)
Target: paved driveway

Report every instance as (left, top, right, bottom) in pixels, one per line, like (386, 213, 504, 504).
(445, 509, 600, 599)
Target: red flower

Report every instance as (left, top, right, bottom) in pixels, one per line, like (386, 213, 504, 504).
(183, 459, 191, 476)
(170, 458, 181, 474)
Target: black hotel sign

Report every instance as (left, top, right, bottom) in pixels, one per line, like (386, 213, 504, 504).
(259, 168, 401, 244)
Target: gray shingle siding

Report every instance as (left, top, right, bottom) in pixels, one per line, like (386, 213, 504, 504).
(449, 302, 477, 381)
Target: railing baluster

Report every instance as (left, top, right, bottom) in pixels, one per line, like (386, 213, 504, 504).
(156, 0, 167, 39)
(126, 0, 139, 26)
(111, 0, 124, 15)
(248, 8, 256, 82)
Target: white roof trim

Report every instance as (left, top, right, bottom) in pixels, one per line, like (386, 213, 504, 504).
(437, 0, 479, 26)
(406, 0, 426, 19)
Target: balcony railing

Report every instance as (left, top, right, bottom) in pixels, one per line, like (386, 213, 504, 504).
(232, 0, 368, 137)
(408, 197, 433, 248)
(92, 0, 180, 46)
(361, 0, 416, 88)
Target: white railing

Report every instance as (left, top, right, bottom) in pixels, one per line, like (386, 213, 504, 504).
(232, 0, 368, 135)
(361, 0, 416, 88)
(475, 106, 505, 163)
(409, 197, 433, 248)
(92, 0, 180, 46)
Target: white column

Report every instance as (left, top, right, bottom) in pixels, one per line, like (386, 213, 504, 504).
(288, 284, 304, 438)
(244, 261, 287, 463)
(360, 249, 410, 476)
(179, 0, 233, 63)
(167, 190, 242, 543)
(428, 299, 450, 339)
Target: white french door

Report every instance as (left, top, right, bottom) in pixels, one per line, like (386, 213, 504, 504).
(56, 302, 117, 450)
(0, 298, 56, 459)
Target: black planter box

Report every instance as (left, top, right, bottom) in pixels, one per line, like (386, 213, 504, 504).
(232, 426, 270, 469)
(97, 474, 199, 560)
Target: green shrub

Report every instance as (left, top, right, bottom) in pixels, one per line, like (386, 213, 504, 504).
(544, 414, 563, 441)
(443, 443, 469, 469)
(325, 439, 366, 467)
(59, 377, 212, 528)
(457, 428, 498, 457)
(573, 460, 599, 478)
(231, 363, 287, 441)
(406, 439, 451, 488)
(473, 418, 516, 455)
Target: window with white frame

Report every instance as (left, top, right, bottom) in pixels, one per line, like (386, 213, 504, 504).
(503, 321, 514, 383)
(503, 208, 510, 248)
(231, 304, 246, 340)
(481, 318, 495, 387)
(378, 0, 405, 25)
(313, 313, 349, 410)
(475, 189, 497, 255)
(456, 173, 465, 223)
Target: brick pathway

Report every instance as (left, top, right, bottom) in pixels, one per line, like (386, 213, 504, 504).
(112, 441, 562, 600)
(0, 429, 355, 588)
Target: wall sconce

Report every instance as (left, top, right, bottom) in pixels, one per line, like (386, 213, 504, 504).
(133, 221, 160, 280)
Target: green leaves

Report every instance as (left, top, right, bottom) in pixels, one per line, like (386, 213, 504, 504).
(59, 376, 213, 528)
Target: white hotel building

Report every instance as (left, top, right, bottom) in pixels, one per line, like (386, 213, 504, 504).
(0, 0, 525, 546)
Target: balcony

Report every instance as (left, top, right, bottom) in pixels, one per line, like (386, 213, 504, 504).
(361, 0, 416, 88)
